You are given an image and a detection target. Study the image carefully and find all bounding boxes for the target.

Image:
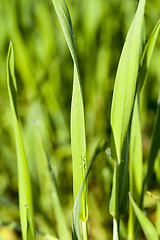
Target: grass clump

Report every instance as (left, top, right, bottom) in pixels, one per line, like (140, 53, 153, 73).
(0, 0, 160, 240)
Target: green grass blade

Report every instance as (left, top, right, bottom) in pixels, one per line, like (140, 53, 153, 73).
(50, 0, 77, 65)
(111, 0, 146, 163)
(138, 19, 160, 91)
(26, 206, 35, 240)
(109, 133, 129, 222)
(129, 20, 160, 238)
(51, 0, 87, 221)
(109, 162, 120, 219)
(7, 42, 35, 240)
(130, 97, 143, 199)
(72, 140, 108, 240)
(109, 136, 129, 239)
(129, 194, 159, 240)
(128, 96, 143, 239)
(71, 66, 87, 222)
(119, 132, 129, 216)
(44, 145, 71, 240)
(139, 20, 160, 195)
(144, 90, 160, 191)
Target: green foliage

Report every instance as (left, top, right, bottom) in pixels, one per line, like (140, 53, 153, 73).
(128, 96, 143, 239)
(129, 194, 159, 240)
(0, 0, 160, 240)
(72, 140, 108, 240)
(111, 0, 146, 163)
(7, 43, 35, 240)
(51, 0, 87, 222)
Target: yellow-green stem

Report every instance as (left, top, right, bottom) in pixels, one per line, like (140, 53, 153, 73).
(113, 218, 120, 240)
(82, 221, 88, 240)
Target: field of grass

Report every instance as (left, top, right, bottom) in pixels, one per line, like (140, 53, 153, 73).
(0, 0, 160, 239)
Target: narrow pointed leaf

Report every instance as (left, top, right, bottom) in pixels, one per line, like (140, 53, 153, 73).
(109, 162, 120, 219)
(26, 206, 35, 240)
(110, 132, 129, 219)
(7, 42, 35, 240)
(50, 0, 77, 64)
(129, 194, 159, 240)
(111, 0, 146, 163)
(139, 19, 160, 91)
(144, 90, 160, 190)
(44, 144, 71, 240)
(138, 20, 160, 194)
(130, 97, 143, 199)
(135, 20, 160, 210)
(72, 140, 108, 240)
(128, 96, 143, 239)
(129, 20, 160, 237)
(51, 0, 87, 221)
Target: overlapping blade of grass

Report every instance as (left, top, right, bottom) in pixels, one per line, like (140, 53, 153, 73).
(109, 133, 129, 239)
(50, 0, 87, 222)
(128, 96, 143, 239)
(109, 131, 129, 217)
(138, 20, 160, 92)
(109, 2, 146, 237)
(119, 132, 129, 216)
(110, 1, 146, 238)
(129, 194, 159, 240)
(43, 143, 71, 240)
(144, 90, 160, 191)
(111, 0, 146, 163)
(72, 140, 108, 240)
(128, 19, 160, 239)
(130, 97, 143, 200)
(7, 42, 35, 240)
(26, 206, 35, 240)
(137, 19, 160, 200)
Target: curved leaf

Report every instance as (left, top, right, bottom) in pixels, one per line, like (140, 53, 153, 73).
(51, 0, 87, 221)
(72, 140, 108, 240)
(7, 42, 35, 240)
(139, 19, 160, 91)
(129, 194, 159, 240)
(128, 96, 143, 239)
(144, 90, 160, 189)
(139, 20, 160, 196)
(129, 19, 160, 238)
(111, 0, 146, 163)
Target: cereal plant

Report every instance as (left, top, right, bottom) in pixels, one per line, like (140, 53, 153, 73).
(0, 0, 160, 239)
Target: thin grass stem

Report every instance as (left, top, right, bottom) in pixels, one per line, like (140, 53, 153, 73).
(82, 221, 88, 240)
(113, 218, 120, 240)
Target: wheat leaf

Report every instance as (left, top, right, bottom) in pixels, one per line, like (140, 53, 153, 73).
(111, 0, 146, 163)
(7, 42, 35, 240)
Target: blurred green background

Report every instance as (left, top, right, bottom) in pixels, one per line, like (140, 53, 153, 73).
(0, 0, 160, 239)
